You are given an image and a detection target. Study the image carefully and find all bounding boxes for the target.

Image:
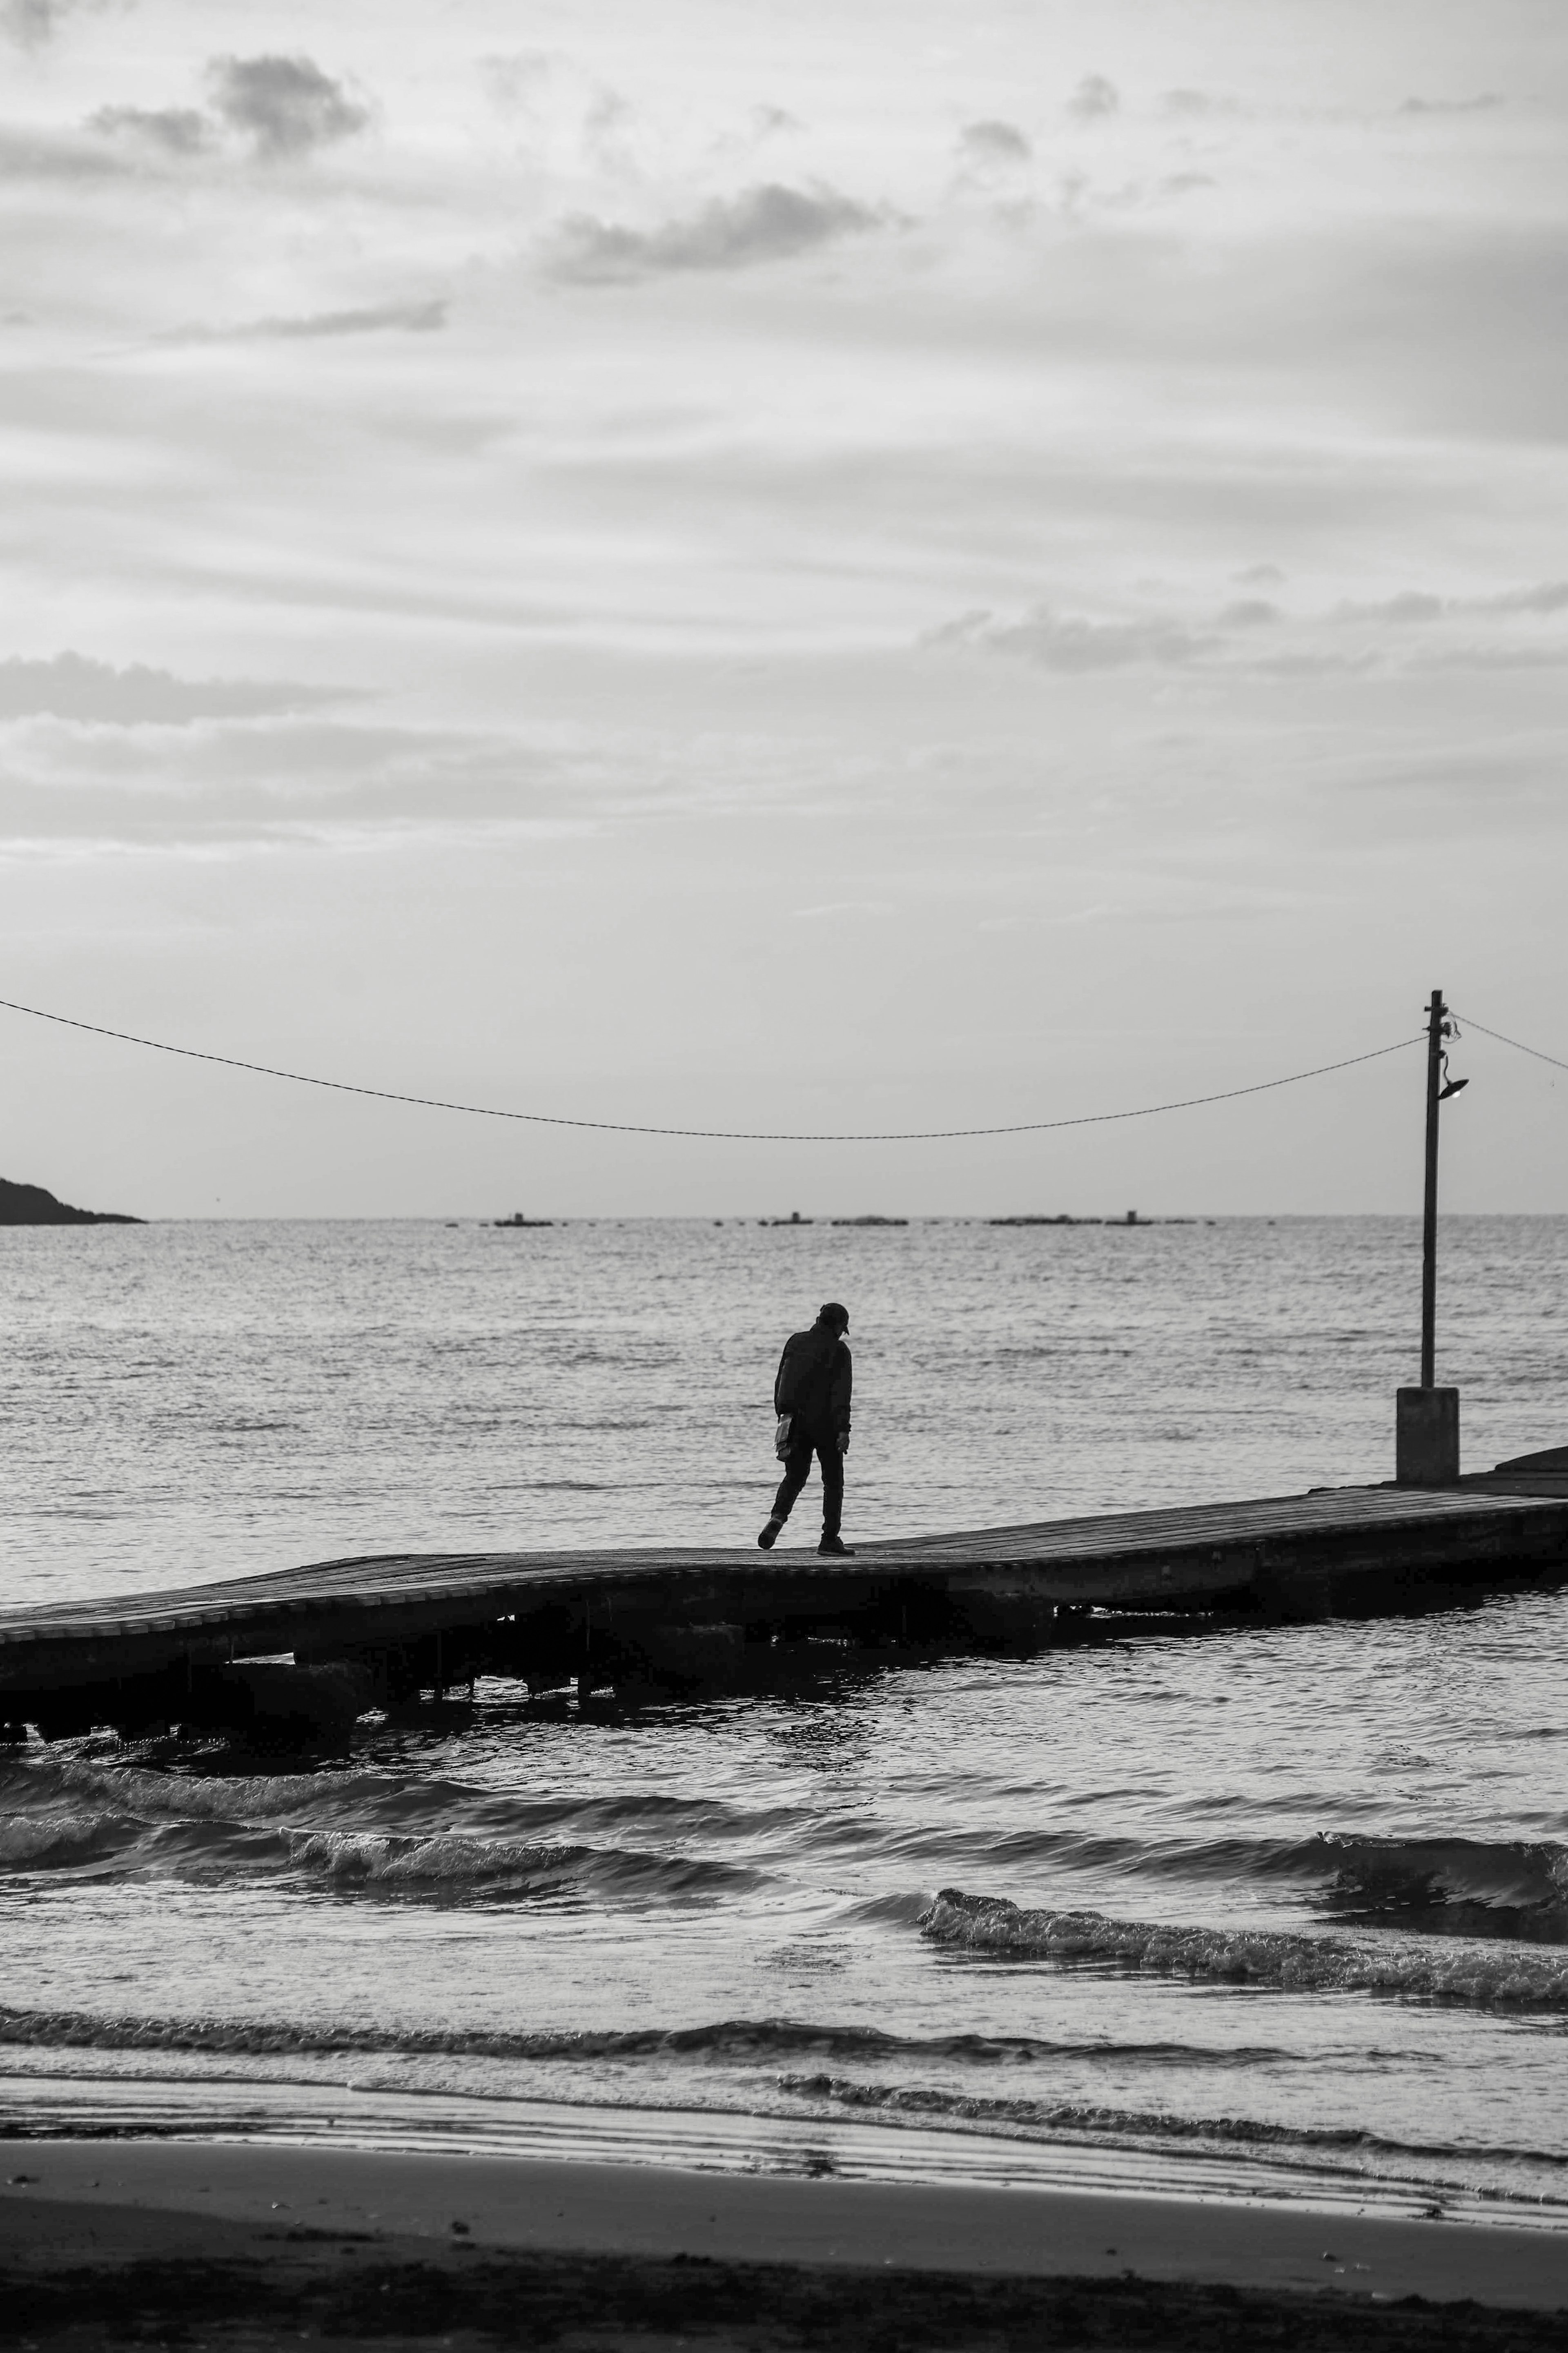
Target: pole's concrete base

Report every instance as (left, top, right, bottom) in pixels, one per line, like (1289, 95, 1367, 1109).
(1396, 1386, 1460, 1486)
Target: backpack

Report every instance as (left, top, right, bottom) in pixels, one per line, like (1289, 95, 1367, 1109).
(774, 1327, 839, 1420)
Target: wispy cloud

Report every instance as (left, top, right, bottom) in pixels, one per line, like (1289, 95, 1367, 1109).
(1335, 582, 1568, 623)
(0, 124, 131, 180)
(1404, 641, 1568, 671)
(0, 654, 353, 725)
(159, 299, 447, 346)
(0, 703, 639, 859)
(89, 106, 212, 156)
(475, 47, 637, 169)
(1401, 94, 1502, 116)
(1242, 649, 1380, 677)
(1481, 581, 1568, 615)
(545, 182, 886, 283)
(1334, 591, 1446, 623)
(1, 0, 90, 48)
(476, 49, 556, 114)
(1161, 88, 1243, 118)
(927, 604, 1214, 670)
(927, 578, 1568, 678)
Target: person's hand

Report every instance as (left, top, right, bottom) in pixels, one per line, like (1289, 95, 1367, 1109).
(839, 1431, 851, 1454)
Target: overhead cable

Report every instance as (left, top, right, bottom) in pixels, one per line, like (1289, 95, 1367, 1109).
(1455, 1013, 1568, 1078)
(0, 994, 1420, 1143)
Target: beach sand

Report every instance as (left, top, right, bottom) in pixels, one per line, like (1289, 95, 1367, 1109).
(0, 2138, 1564, 2348)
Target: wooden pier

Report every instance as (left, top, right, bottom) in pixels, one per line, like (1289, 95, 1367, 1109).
(2, 1450, 1566, 1744)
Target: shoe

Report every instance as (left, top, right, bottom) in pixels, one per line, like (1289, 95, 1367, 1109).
(757, 1518, 784, 1550)
(817, 1535, 855, 1556)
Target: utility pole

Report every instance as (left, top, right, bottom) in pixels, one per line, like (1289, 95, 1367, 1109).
(1399, 986, 1466, 1485)
(1420, 986, 1444, 1389)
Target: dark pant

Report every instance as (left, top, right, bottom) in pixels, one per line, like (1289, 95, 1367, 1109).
(772, 1428, 843, 1538)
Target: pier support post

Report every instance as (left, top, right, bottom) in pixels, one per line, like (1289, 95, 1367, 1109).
(1396, 1386, 1460, 1486)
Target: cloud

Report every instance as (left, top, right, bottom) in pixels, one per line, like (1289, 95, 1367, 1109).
(89, 106, 212, 157)
(1404, 641, 1568, 672)
(1482, 581, 1568, 616)
(927, 605, 1214, 670)
(0, 125, 131, 180)
(1161, 88, 1242, 118)
(925, 578, 1568, 679)
(0, 654, 352, 725)
(476, 47, 635, 163)
(1400, 94, 1502, 116)
(205, 55, 370, 159)
(581, 87, 633, 153)
(1, 0, 90, 47)
(87, 58, 373, 168)
(0, 706, 631, 858)
(477, 49, 555, 113)
(1243, 649, 1380, 678)
(1334, 583, 1568, 624)
(545, 182, 884, 283)
(958, 119, 1031, 166)
(160, 299, 447, 345)
(1068, 75, 1119, 123)
(1334, 591, 1445, 623)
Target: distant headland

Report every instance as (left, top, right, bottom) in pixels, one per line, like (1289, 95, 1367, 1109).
(0, 1178, 142, 1225)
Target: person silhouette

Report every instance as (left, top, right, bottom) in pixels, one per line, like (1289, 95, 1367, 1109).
(757, 1301, 853, 1556)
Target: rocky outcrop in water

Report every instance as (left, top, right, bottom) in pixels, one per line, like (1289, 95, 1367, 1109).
(0, 1177, 142, 1224)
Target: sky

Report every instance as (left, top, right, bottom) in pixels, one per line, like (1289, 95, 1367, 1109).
(2, 0, 1566, 1217)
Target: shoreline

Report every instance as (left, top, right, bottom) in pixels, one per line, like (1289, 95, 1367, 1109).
(0, 2136, 1565, 2346)
(6, 2065, 1565, 2226)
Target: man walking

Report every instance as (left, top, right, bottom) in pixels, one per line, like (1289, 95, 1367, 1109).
(758, 1301, 853, 1555)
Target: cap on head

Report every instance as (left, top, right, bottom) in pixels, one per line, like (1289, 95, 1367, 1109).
(818, 1301, 849, 1333)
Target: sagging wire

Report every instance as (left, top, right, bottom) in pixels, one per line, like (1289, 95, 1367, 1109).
(0, 992, 1422, 1145)
(1455, 1013, 1568, 1080)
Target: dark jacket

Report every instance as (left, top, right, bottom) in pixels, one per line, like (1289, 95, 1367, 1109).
(774, 1324, 852, 1437)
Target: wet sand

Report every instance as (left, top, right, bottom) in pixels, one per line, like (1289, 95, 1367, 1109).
(0, 2137, 1564, 2348)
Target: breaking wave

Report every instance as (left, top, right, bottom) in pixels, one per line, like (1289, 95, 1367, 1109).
(862, 1821, 1568, 1935)
(0, 1812, 136, 1870)
(0, 2003, 1293, 2071)
(920, 1889, 1568, 2009)
(0, 1758, 768, 1902)
(1312, 1834, 1568, 1942)
(774, 2070, 1568, 2181)
(277, 1827, 757, 1899)
(9, 1764, 1567, 1940)
(0, 1817, 758, 1907)
(22, 1759, 795, 1849)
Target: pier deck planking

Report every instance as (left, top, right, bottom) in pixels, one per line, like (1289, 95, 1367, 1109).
(2, 1472, 1567, 1716)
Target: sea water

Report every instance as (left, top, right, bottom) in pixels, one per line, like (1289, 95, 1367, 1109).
(2, 1216, 1567, 2223)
